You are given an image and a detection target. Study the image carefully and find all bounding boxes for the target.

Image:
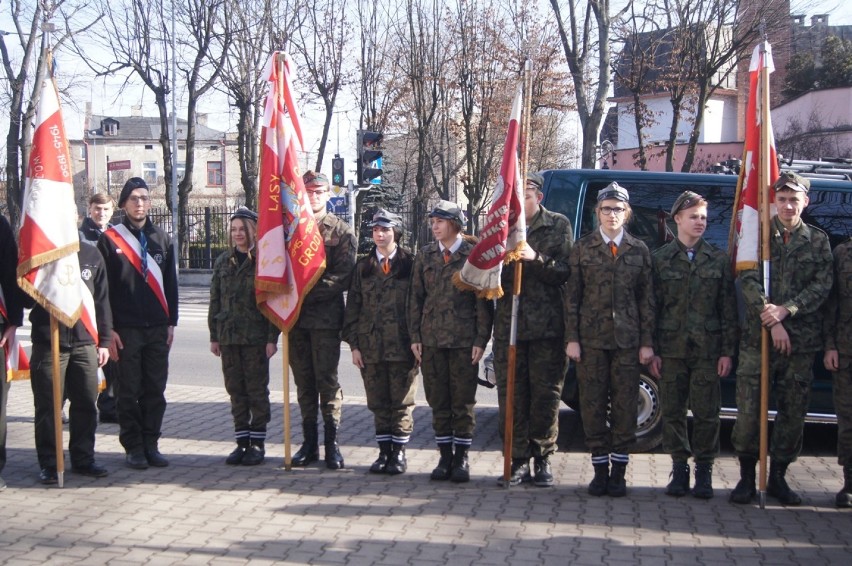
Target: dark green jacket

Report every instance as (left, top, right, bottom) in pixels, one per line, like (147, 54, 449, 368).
(824, 239, 852, 355)
(565, 229, 655, 350)
(294, 212, 357, 331)
(652, 238, 737, 359)
(409, 238, 494, 349)
(343, 246, 415, 364)
(494, 206, 573, 342)
(740, 217, 832, 353)
(209, 248, 279, 345)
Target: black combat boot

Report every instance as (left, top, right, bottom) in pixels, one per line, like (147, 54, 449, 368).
(533, 456, 554, 487)
(292, 423, 319, 467)
(692, 463, 714, 499)
(729, 457, 757, 504)
(242, 440, 265, 466)
(370, 441, 392, 474)
(588, 464, 609, 496)
(430, 443, 454, 481)
(607, 462, 628, 497)
(767, 460, 802, 505)
(324, 424, 345, 470)
(386, 443, 407, 475)
(665, 462, 690, 497)
(450, 444, 470, 483)
(498, 458, 531, 487)
(226, 437, 250, 465)
(836, 464, 852, 508)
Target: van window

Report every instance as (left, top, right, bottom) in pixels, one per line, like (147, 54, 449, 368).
(544, 174, 583, 231)
(803, 190, 852, 249)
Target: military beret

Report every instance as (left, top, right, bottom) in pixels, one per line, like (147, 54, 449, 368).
(526, 172, 545, 190)
(118, 177, 149, 207)
(774, 171, 810, 193)
(597, 181, 629, 203)
(429, 200, 466, 227)
(369, 208, 402, 228)
(231, 206, 258, 223)
(671, 191, 706, 217)
(303, 170, 329, 188)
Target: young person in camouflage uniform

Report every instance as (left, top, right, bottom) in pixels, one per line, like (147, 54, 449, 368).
(343, 209, 417, 475)
(209, 207, 280, 466)
(565, 182, 655, 497)
(289, 171, 357, 470)
(494, 173, 573, 487)
(649, 192, 737, 499)
(409, 201, 493, 483)
(824, 238, 852, 508)
(730, 172, 833, 506)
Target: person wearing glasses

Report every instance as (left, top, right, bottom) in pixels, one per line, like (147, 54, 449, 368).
(648, 192, 737, 499)
(565, 182, 655, 497)
(97, 177, 179, 470)
(289, 171, 356, 470)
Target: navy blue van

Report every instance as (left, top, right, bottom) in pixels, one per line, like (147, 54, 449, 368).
(539, 169, 852, 451)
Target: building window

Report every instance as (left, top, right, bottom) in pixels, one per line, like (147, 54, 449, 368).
(143, 162, 157, 186)
(207, 161, 223, 186)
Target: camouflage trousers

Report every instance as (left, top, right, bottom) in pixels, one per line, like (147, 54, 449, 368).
(660, 356, 720, 464)
(421, 346, 478, 440)
(577, 347, 639, 456)
(832, 355, 852, 466)
(494, 338, 565, 458)
(288, 328, 343, 428)
(361, 361, 418, 440)
(220, 345, 271, 437)
(732, 350, 813, 463)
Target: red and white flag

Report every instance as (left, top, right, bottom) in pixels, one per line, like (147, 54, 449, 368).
(0, 288, 30, 382)
(17, 71, 83, 328)
(730, 42, 779, 273)
(255, 52, 326, 331)
(454, 84, 526, 299)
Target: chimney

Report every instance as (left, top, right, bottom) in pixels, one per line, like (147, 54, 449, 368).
(131, 104, 142, 117)
(197, 113, 208, 127)
(812, 14, 828, 26)
(791, 14, 804, 26)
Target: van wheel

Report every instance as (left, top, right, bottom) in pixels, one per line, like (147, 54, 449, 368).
(632, 372, 662, 453)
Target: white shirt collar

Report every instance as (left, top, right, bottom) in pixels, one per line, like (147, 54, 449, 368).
(599, 227, 624, 247)
(439, 235, 463, 254)
(376, 247, 398, 262)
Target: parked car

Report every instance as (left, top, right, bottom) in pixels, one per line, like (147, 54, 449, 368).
(538, 168, 852, 452)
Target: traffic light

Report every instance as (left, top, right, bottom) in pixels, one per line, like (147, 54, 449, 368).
(331, 155, 345, 186)
(357, 129, 383, 185)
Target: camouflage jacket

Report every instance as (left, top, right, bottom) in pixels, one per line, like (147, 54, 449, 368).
(740, 216, 832, 353)
(209, 248, 280, 346)
(409, 239, 494, 349)
(564, 229, 655, 350)
(342, 246, 415, 364)
(652, 238, 737, 359)
(824, 240, 852, 355)
(494, 206, 573, 342)
(294, 212, 357, 331)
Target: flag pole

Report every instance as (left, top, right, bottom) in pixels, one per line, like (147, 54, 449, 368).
(50, 315, 65, 488)
(757, 40, 772, 510)
(282, 333, 292, 470)
(503, 58, 532, 486)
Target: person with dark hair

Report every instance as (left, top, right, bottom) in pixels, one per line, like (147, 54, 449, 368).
(0, 214, 25, 490)
(565, 182, 655, 498)
(409, 200, 494, 483)
(731, 172, 832, 506)
(79, 192, 118, 423)
(289, 171, 357, 470)
(343, 209, 417, 475)
(209, 207, 279, 466)
(649, 191, 737, 499)
(494, 173, 573, 487)
(98, 177, 179, 470)
(28, 238, 113, 484)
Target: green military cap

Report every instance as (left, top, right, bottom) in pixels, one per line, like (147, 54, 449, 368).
(526, 172, 545, 190)
(774, 171, 810, 193)
(369, 208, 402, 228)
(429, 200, 466, 227)
(231, 206, 258, 223)
(597, 181, 629, 203)
(670, 191, 706, 216)
(303, 170, 329, 188)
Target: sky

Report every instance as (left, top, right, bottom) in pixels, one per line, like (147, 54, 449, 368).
(3, 0, 852, 177)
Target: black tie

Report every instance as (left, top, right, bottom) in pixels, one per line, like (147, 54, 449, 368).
(139, 230, 149, 281)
